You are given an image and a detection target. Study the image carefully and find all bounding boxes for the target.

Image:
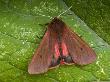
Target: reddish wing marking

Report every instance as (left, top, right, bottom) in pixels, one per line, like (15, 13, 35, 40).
(63, 27, 96, 65)
(60, 39, 74, 64)
(61, 41, 68, 56)
(55, 42, 60, 59)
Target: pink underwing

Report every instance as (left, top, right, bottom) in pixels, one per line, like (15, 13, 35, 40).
(28, 17, 96, 74)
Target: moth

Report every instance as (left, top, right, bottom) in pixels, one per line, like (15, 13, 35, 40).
(28, 17, 96, 74)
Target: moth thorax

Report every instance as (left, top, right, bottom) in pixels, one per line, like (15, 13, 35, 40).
(49, 17, 65, 34)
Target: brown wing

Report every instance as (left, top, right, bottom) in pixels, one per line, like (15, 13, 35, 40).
(28, 30, 56, 74)
(63, 27, 96, 65)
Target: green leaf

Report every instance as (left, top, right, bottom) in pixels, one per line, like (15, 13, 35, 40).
(0, 0, 110, 82)
(64, 0, 110, 44)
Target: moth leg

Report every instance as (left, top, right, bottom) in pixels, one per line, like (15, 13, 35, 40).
(38, 23, 49, 26)
(37, 23, 49, 39)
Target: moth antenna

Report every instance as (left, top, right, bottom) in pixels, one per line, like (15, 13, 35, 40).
(57, 6, 72, 18)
